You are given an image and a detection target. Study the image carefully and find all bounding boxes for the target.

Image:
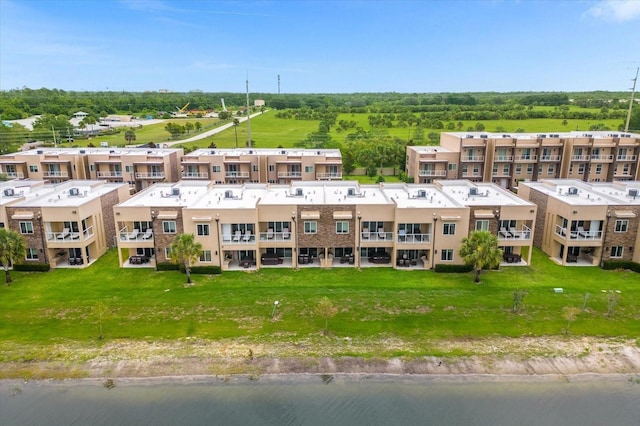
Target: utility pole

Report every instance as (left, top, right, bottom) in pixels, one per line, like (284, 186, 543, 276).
(246, 72, 252, 148)
(51, 125, 57, 147)
(624, 67, 639, 132)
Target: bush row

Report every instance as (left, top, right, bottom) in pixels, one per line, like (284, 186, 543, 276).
(155, 262, 221, 274)
(601, 260, 640, 273)
(14, 263, 51, 272)
(434, 264, 473, 273)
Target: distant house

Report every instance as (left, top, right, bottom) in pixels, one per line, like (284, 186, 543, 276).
(254, 100, 266, 107)
(73, 111, 89, 120)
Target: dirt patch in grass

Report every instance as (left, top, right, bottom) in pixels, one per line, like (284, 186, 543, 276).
(1, 336, 639, 380)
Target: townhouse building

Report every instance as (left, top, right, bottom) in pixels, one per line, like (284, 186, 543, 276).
(5, 180, 130, 267)
(113, 180, 536, 271)
(0, 147, 184, 191)
(179, 148, 343, 184)
(407, 131, 640, 189)
(518, 179, 640, 266)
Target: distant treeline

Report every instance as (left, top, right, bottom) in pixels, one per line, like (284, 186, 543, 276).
(0, 88, 632, 120)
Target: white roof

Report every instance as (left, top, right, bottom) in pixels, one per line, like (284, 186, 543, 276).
(10, 147, 181, 157)
(437, 180, 534, 207)
(117, 181, 211, 208)
(380, 183, 461, 208)
(589, 181, 640, 206)
(12, 181, 126, 207)
(522, 179, 615, 206)
(442, 131, 640, 140)
(185, 148, 342, 158)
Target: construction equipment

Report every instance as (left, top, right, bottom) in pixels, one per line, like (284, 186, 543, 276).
(171, 102, 190, 118)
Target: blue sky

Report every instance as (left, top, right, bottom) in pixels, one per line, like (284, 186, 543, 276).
(1, 0, 639, 93)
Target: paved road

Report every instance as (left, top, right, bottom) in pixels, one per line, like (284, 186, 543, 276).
(164, 111, 267, 146)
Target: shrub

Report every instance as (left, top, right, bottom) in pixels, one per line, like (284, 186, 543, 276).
(602, 260, 640, 273)
(188, 265, 221, 275)
(13, 263, 51, 272)
(156, 262, 179, 271)
(434, 264, 473, 273)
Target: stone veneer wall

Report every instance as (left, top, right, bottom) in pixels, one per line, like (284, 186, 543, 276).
(602, 205, 640, 262)
(296, 205, 356, 250)
(100, 189, 120, 249)
(525, 188, 549, 250)
(153, 207, 184, 262)
(467, 206, 499, 236)
(5, 207, 43, 263)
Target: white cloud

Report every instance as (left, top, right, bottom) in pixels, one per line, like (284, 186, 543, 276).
(586, 0, 640, 21)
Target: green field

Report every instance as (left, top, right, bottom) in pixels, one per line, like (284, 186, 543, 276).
(1, 248, 637, 358)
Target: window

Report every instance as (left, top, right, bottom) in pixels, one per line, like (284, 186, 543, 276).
(29, 165, 38, 172)
(26, 248, 38, 260)
(165, 247, 172, 259)
(614, 220, 628, 233)
(515, 164, 522, 174)
(212, 165, 221, 172)
(462, 165, 468, 175)
(538, 165, 543, 174)
(305, 166, 313, 173)
(610, 246, 623, 258)
(125, 165, 133, 173)
(268, 164, 275, 172)
(200, 250, 212, 262)
(548, 165, 555, 174)
(304, 221, 317, 234)
(475, 220, 489, 231)
(19, 221, 34, 234)
(578, 164, 585, 175)
(336, 221, 349, 234)
(197, 224, 210, 236)
(441, 249, 454, 261)
(443, 223, 456, 235)
(473, 165, 480, 176)
(526, 164, 533, 174)
(503, 165, 510, 175)
(448, 163, 457, 171)
(162, 221, 176, 234)
(252, 164, 258, 172)
(89, 164, 95, 172)
(595, 164, 602, 175)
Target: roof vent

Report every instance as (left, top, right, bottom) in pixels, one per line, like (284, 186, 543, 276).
(69, 187, 80, 196)
(171, 187, 180, 196)
(281, 150, 286, 154)
(469, 187, 479, 196)
(567, 187, 578, 195)
(295, 188, 303, 197)
(3, 188, 14, 197)
(224, 190, 233, 199)
(37, 150, 43, 154)
(210, 150, 215, 154)
(629, 189, 638, 199)
(79, 149, 86, 154)
(347, 188, 355, 196)
(417, 189, 427, 198)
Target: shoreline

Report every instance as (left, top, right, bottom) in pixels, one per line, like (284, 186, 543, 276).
(2, 336, 639, 382)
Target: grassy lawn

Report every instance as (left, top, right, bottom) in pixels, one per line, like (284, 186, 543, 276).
(1, 248, 638, 361)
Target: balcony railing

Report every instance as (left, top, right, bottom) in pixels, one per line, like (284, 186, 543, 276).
(135, 172, 165, 179)
(225, 171, 250, 178)
(418, 169, 447, 177)
(461, 156, 484, 162)
(277, 171, 302, 178)
(119, 227, 154, 242)
(498, 225, 531, 240)
(47, 226, 94, 242)
(3, 171, 24, 179)
(182, 171, 209, 179)
(555, 225, 602, 240)
(97, 171, 123, 178)
(397, 233, 431, 243)
(494, 155, 513, 162)
(515, 155, 538, 162)
(571, 155, 589, 161)
(259, 231, 292, 241)
(590, 155, 614, 161)
(316, 172, 342, 179)
(222, 233, 256, 244)
(361, 230, 393, 242)
(540, 155, 561, 161)
(616, 155, 638, 161)
(462, 172, 482, 178)
(492, 171, 511, 177)
(43, 170, 69, 178)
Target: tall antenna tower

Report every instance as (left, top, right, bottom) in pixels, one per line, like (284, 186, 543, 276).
(278, 74, 281, 95)
(624, 67, 639, 132)
(246, 72, 251, 148)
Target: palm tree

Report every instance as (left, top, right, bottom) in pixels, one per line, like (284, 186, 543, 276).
(170, 233, 202, 284)
(459, 230, 502, 284)
(233, 119, 240, 148)
(0, 228, 27, 285)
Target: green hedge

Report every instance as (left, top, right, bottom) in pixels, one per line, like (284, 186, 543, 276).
(602, 260, 640, 273)
(434, 264, 473, 273)
(156, 262, 179, 271)
(156, 263, 221, 274)
(14, 263, 51, 272)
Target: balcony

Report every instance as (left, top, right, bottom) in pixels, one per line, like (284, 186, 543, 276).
(225, 171, 250, 178)
(515, 155, 538, 162)
(277, 171, 302, 178)
(462, 172, 482, 178)
(182, 171, 209, 179)
(461, 156, 485, 162)
(494, 155, 513, 162)
(418, 169, 447, 177)
(616, 155, 638, 161)
(397, 232, 431, 243)
(361, 230, 393, 242)
(135, 172, 165, 179)
(571, 155, 589, 161)
(540, 155, 561, 161)
(590, 155, 614, 162)
(492, 171, 511, 178)
(4, 171, 24, 179)
(47, 226, 94, 242)
(43, 170, 69, 178)
(222, 231, 256, 244)
(259, 230, 292, 242)
(119, 226, 154, 242)
(498, 225, 531, 240)
(97, 171, 123, 178)
(316, 172, 342, 179)
(555, 225, 602, 241)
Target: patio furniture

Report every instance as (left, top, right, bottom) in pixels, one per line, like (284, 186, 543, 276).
(361, 227, 369, 239)
(142, 229, 153, 239)
(233, 230, 242, 242)
(57, 228, 70, 240)
(267, 228, 274, 239)
(127, 229, 140, 240)
(499, 227, 512, 238)
(283, 228, 290, 240)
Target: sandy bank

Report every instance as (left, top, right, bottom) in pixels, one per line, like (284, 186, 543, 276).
(1, 336, 639, 380)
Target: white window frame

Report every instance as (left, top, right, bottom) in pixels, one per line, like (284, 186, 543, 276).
(595, 164, 602, 175)
(165, 247, 172, 259)
(252, 164, 258, 172)
(614, 220, 628, 233)
(26, 248, 38, 260)
(125, 165, 133, 173)
(443, 223, 456, 235)
(610, 246, 623, 258)
(268, 164, 275, 172)
(336, 221, 349, 234)
(305, 165, 313, 173)
(29, 165, 39, 172)
(197, 223, 210, 236)
(448, 163, 457, 171)
(212, 165, 221, 172)
(475, 220, 489, 231)
(200, 250, 212, 262)
(162, 221, 176, 234)
(441, 249, 454, 261)
(304, 221, 317, 234)
(19, 221, 34, 234)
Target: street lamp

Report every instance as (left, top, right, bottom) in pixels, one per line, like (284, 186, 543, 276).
(357, 211, 362, 269)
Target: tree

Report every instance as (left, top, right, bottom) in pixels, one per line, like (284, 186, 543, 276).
(233, 118, 240, 148)
(459, 230, 502, 283)
(315, 297, 338, 335)
(562, 306, 580, 334)
(0, 228, 27, 285)
(169, 233, 202, 284)
(124, 129, 136, 144)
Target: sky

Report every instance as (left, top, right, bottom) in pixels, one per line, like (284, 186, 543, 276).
(1, 0, 639, 94)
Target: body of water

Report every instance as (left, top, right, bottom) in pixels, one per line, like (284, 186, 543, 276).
(2, 375, 640, 425)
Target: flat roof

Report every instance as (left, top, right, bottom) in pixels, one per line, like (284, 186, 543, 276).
(259, 181, 390, 207)
(12, 181, 127, 208)
(436, 180, 534, 207)
(117, 181, 211, 208)
(589, 181, 640, 206)
(380, 183, 461, 209)
(188, 184, 268, 210)
(185, 148, 342, 158)
(442, 131, 640, 140)
(407, 146, 452, 154)
(521, 179, 616, 206)
(0, 180, 49, 206)
(6, 147, 181, 157)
